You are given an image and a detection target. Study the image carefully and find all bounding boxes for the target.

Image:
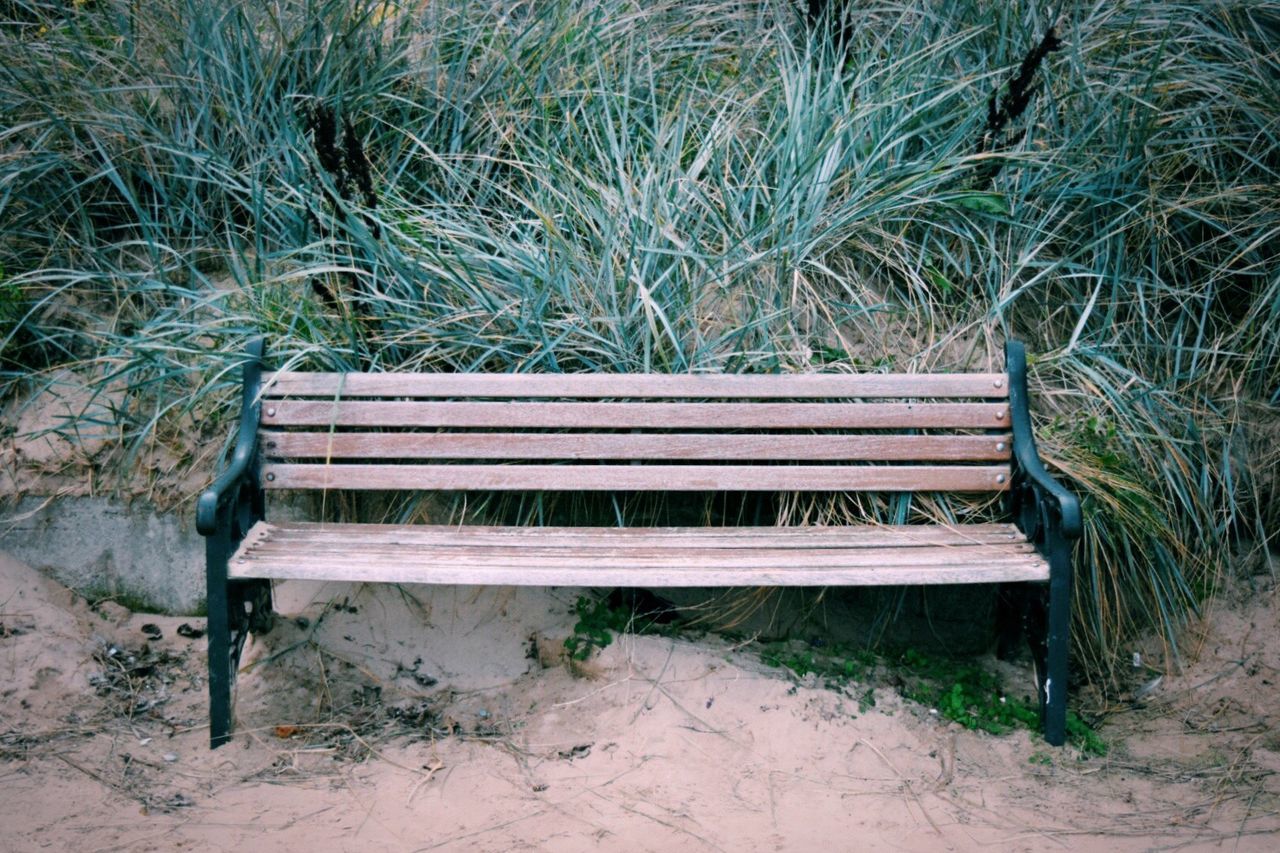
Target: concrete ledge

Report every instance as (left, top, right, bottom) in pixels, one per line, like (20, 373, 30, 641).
(0, 495, 204, 614)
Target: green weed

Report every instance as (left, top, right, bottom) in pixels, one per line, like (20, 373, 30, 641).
(759, 641, 877, 688)
(898, 649, 1106, 755)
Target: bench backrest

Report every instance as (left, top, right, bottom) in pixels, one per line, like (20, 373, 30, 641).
(254, 371, 1013, 494)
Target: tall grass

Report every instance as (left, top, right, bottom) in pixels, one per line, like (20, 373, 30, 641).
(1, 0, 1277, 680)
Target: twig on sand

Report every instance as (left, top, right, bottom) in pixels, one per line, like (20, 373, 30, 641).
(413, 810, 551, 851)
(932, 733, 956, 791)
(1139, 656, 1254, 712)
(629, 641, 676, 724)
(855, 738, 942, 836)
(625, 640, 739, 740)
(406, 757, 445, 805)
(551, 674, 637, 709)
(585, 788, 729, 852)
(54, 752, 116, 791)
(244, 722, 437, 777)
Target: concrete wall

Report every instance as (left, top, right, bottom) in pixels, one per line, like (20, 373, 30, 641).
(0, 496, 205, 614)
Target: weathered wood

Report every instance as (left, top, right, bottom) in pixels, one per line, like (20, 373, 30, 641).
(260, 401, 1012, 429)
(239, 542, 1036, 564)
(261, 432, 1014, 462)
(264, 371, 1010, 400)
(229, 553, 1048, 586)
(260, 463, 1012, 492)
(248, 521, 1025, 548)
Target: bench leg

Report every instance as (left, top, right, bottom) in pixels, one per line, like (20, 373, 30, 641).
(207, 527, 275, 748)
(1017, 578, 1067, 747)
(207, 531, 235, 749)
(1043, 558, 1071, 747)
(1024, 579, 1069, 747)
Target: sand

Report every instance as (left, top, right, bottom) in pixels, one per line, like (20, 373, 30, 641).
(2, 550, 1279, 852)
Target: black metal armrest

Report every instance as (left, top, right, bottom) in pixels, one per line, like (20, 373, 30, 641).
(1006, 340, 1082, 540)
(197, 338, 266, 536)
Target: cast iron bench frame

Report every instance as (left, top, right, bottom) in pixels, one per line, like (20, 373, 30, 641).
(197, 339, 1080, 748)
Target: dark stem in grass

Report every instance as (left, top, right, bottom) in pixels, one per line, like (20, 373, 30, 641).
(800, 0, 853, 59)
(974, 26, 1064, 187)
(301, 102, 381, 350)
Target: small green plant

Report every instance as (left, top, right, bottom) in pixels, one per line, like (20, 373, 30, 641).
(563, 596, 631, 661)
(1065, 712, 1108, 757)
(760, 641, 875, 687)
(898, 649, 1106, 756)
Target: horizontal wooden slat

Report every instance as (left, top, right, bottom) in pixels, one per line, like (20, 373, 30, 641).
(248, 522, 1026, 549)
(240, 544, 1038, 566)
(229, 521, 1048, 585)
(261, 401, 1011, 429)
(230, 557, 1047, 586)
(262, 432, 1014, 462)
(264, 371, 1009, 400)
(240, 548, 1039, 568)
(261, 463, 1011, 492)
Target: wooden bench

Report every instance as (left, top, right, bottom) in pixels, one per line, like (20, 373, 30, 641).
(196, 339, 1080, 748)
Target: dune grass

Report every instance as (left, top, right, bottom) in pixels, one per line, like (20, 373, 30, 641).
(1, 0, 1277, 681)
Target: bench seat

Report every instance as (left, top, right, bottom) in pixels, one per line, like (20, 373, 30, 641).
(230, 521, 1050, 587)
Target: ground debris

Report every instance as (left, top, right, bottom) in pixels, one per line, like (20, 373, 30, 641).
(88, 640, 197, 722)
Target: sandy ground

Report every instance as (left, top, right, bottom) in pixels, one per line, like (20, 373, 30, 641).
(2, 552, 1279, 852)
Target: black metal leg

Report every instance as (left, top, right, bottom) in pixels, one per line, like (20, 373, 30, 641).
(1043, 557, 1071, 747)
(208, 536, 274, 748)
(1022, 579, 1069, 746)
(206, 532, 234, 749)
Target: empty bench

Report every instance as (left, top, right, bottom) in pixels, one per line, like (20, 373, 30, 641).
(196, 340, 1080, 747)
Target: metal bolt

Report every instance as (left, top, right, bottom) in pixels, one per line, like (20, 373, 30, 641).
(996, 441, 1007, 452)
(266, 472, 276, 482)
(266, 407, 276, 417)
(996, 474, 1007, 484)
(996, 410, 1006, 420)
(994, 379, 1004, 388)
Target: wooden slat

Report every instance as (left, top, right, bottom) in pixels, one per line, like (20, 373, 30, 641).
(261, 463, 1011, 492)
(262, 432, 1013, 462)
(248, 521, 1026, 548)
(228, 521, 1048, 585)
(261, 401, 1011, 429)
(229, 553, 1047, 586)
(264, 371, 1010, 400)
(239, 543, 1037, 565)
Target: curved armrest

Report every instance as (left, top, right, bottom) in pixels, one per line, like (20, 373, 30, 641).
(197, 338, 265, 536)
(1006, 341, 1083, 540)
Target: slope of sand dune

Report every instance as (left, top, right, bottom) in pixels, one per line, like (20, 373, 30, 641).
(2, 551, 1279, 852)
